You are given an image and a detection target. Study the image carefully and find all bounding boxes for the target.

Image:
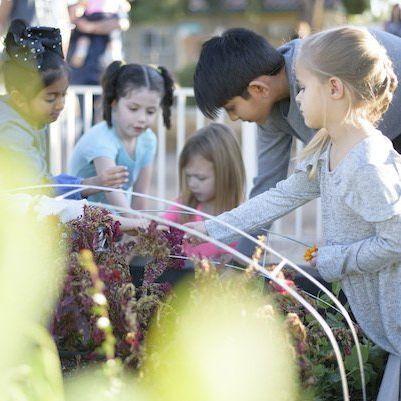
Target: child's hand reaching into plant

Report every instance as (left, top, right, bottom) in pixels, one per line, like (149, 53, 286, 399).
(115, 216, 171, 237)
(183, 221, 208, 245)
(114, 215, 150, 235)
(304, 245, 318, 267)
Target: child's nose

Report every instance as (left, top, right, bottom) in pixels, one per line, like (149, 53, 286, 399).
(137, 109, 147, 122)
(55, 96, 65, 111)
(188, 177, 197, 189)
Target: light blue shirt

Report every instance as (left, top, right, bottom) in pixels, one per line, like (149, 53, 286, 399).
(69, 121, 157, 207)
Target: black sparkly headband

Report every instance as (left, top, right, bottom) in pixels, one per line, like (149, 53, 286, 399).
(6, 23, 64, 70)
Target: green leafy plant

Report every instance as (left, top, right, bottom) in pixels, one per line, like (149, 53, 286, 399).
(298, 282, 386, 401)
(343, 0, 370, 15)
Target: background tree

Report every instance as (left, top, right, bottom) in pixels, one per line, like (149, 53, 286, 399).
(129, 0, 371, 25)
(342, 0, 370, 14)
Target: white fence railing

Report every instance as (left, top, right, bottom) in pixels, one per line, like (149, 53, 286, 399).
(49, 85, 322, 248)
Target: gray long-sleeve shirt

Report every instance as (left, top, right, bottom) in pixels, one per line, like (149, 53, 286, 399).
(206, 133, 401, 354)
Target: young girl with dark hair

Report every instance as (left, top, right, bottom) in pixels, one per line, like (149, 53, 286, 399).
(69, 61, 175, 213)
(0, 19, 128, 199)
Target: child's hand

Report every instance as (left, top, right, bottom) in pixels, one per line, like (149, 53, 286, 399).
(97, 166, 129, 189)
(183, 221, 208, 245)
(304, 245, 318, 267)
(79, 166, 128, 197)
(115, 215, 149, 235)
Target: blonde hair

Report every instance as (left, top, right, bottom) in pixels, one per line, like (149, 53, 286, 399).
(297, 26, 398, 177)
(179, 123, 246, 222)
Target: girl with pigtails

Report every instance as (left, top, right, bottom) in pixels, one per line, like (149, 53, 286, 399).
(69, 61, 175, 213)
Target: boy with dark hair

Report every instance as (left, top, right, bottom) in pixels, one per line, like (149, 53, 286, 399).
(194, 27, 401, 256)
(194, 28, 285, 120)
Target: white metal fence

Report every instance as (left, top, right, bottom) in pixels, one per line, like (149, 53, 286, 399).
(49, 85, 322, 252)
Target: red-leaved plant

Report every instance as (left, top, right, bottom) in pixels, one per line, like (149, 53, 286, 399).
(50, 205, 184, 367)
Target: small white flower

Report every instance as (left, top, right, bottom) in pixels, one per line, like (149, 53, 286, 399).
(93, 293, 107, 306)
(97, 317, 110, 329)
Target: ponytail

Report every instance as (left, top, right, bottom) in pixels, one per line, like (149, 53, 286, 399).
(365, 56, 398, 124)
(156, 65, 175, 129)
(101, 60, 124, 126)
(300, 128, 330, 179)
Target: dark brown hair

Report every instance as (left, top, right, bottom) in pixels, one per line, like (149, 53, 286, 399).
(101, 61, 175, 128)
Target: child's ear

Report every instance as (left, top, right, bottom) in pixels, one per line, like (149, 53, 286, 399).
(328, 77, 344, 99)
(9, 90, 28, 109)
(248, 77, 270, 98)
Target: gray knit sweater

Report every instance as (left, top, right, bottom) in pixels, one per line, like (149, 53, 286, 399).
(206, 133, 401, 355)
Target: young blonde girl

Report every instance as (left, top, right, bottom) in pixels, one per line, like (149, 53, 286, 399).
(187, 27, 401, 399)
(163, 123, 245, 259)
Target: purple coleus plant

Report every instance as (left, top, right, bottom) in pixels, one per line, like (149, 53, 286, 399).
(50, 205, 184, 365)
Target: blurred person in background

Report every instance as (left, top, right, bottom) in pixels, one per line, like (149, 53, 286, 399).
(67, 0, 130, 87)
(0, 0, 72, 54)
(68, 0, 131, 70)
(290, 20, 311, 40)
(385, 3, 401, 38)
(67, 0, 131, 128)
